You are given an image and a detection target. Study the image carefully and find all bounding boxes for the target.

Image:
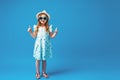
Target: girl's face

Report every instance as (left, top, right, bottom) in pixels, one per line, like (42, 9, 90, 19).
(38, 14, 48, 25)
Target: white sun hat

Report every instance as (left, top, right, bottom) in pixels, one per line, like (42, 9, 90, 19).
(36, 10, 50, 20)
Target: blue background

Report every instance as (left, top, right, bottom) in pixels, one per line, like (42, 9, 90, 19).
(0, 0, 120, 80)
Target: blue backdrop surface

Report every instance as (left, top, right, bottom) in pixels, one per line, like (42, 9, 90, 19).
(0, 0, 120, 80)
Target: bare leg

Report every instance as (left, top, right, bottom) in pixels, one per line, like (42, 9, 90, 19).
(42, 60, 48, 78)
(42, 60, 46, 73)
(36, 60, 40, 79)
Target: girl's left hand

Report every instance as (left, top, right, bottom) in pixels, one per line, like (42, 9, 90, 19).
(54, 27, 58, 33)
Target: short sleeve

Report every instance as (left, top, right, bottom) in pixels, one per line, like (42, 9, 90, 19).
(49, 25, 53, 32)
(33, 25, 37, 31)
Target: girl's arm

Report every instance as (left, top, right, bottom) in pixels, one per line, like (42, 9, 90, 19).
(28, 27, 37, 38)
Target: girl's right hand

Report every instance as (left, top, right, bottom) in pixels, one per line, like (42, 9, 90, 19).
(27, 27, 32, 32)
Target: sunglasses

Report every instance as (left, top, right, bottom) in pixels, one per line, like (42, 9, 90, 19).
(38, 17, 48, 21)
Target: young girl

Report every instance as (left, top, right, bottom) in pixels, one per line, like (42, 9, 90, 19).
(27, 10, 58, 79)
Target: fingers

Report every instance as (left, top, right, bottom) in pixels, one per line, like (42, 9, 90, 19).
(54, 27, 58, 33)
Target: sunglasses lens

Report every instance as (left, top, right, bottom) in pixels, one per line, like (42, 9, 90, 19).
(44, 17, 47, 20)
(39, 17, 42, 20)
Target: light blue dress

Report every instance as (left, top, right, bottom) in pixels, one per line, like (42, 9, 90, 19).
(33, 25, 52, 60)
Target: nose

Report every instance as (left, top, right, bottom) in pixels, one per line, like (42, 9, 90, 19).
(42, 19, 45, 22)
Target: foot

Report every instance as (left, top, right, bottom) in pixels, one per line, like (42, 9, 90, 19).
(42, 72, 48, 78)
(36, 72, 40, 79)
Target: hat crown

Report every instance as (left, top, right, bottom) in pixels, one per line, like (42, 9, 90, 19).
(42, 10, 47, 14)
(36, 10, 50, 19)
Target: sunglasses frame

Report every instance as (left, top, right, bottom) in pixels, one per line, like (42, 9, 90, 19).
(38, 16, 48, 21)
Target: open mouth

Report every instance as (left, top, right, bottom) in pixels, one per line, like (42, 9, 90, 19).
(41, 20, 45, 23)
